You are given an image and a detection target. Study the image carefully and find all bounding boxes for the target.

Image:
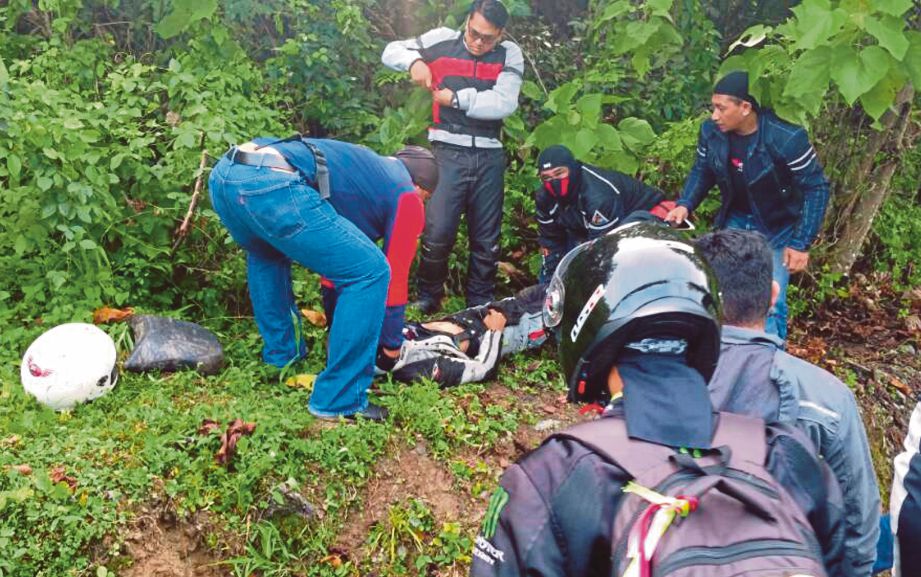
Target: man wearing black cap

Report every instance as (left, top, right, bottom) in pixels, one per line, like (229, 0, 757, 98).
(665, 70, 831, 342)
(470, 223, 846, 576)
(209, 138, 436, 421)
(382, 0, 524, 312)
(535, 144, 666, 283)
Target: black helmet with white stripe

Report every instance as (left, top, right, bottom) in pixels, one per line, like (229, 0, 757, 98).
(543, 222, 721, 403)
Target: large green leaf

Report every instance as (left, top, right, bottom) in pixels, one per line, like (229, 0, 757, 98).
(520, 80, 543, 102)
(859, 71, 903, 121)
(612, 20, 660, 56)
(905, 31, 921, 88)
(831, 45, 892, 104)
(596, 123, 623, 153)
(545, 81, 581, 114)
(576, 93, 603, 127)
(0, 55, 8, 90)
(874, 0, 914, 16)
(597, 0, 631, 24)
(155, 0, 218, 40)
(571, 128, 599, 159)
(647, 0, 674, 17)
(785, 46, 831, 99)
(865, 14, 909, 60)
(788, 0, 846, 51)
(6, 153, 21, 180)
(617, 118, 656, 152)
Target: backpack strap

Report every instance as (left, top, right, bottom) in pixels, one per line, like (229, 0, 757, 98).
(550, 411, 771, 485)
(551, 417, 678, 485)
(710, 412, 768, 471)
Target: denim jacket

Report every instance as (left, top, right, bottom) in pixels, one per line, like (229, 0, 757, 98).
(709, 325, 880, 577)
(678, 110, 831, 250)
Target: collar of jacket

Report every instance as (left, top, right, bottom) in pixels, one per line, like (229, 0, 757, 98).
(720, 324, 800, 423)
(720, 324, 784, 348)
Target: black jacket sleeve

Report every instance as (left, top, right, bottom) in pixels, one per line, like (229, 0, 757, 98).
(579, 166, 665, 240)
(471, 438, 629, 577)
(535, 187, 568, 255)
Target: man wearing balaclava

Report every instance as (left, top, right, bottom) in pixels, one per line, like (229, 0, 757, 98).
(665, 70, 831, 343)
(535, 144, 665, 283)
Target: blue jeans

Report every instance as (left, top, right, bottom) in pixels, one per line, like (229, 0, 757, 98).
(725, 212, 790, 342)
(209, 154, 389, 416)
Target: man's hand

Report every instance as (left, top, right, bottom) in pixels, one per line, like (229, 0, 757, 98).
(664, 205, 689, 225)
(483, 309, 507, 332)
(433, 87, 455, 107)
(409, 60, 432, 89)
(784, 247, 809, 273)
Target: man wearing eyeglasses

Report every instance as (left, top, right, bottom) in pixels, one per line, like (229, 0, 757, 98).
(535, 144, 667, 283)
(382, 0, 524, 314)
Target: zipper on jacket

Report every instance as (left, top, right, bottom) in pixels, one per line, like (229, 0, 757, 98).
(654, 539, 820, 575)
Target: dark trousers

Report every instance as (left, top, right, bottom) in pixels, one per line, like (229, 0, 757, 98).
(417, 142, 505, 307)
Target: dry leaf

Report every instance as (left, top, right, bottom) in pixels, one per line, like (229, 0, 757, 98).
(215, 419, 257, 467)
(890, 375, 912, 396)
(301, 309, 327, 327)
(541, 404, 558, 415)
(13, 464, 32, 476)
(904, 315, 921, 333)
(197, 419, 221, 436)
(320, 554, 343, 568)
(50, 466, 78, 491)
(286, 373, 317, 390)
(93, 306, 135, 324)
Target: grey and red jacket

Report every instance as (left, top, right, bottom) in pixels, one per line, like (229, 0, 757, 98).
(382, 27, 523, 149)
(470, 402, 847, 577)
(891, 401, 921, 577)
(677, 109, 831, 250)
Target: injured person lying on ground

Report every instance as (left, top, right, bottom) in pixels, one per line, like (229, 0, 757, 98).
(385, 284, 548, 387)
(383, 211, 694, 388)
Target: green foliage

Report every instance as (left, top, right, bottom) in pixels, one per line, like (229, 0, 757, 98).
(722, 0, 919, 125)
(526, 79, 657, 173)
(871, 192, 921, 290)
(0, 1, 918, 575)
(156, 0, 219, 39)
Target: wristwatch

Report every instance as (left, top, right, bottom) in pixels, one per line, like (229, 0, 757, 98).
(451, 91, 459, 108)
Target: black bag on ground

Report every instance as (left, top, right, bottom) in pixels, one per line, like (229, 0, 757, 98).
(124, 315, 224, 375)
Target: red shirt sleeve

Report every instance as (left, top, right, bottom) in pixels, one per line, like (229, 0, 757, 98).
(384, 192, 426, 306)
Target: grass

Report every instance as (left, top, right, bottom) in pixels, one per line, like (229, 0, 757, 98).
(0, 317, 563, 577)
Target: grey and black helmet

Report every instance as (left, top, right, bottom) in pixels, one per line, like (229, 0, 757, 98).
(543, 222, 721, 403)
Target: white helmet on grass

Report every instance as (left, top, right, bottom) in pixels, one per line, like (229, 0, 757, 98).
(20, 323, 118, 411)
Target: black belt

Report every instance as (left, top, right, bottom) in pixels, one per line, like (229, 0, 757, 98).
(227, 149, 296, 172)
(226, 145, 331, 200)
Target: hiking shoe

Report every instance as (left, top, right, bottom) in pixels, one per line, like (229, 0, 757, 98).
(311, 401, 389, 423)
(410, 296, 442, 316)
